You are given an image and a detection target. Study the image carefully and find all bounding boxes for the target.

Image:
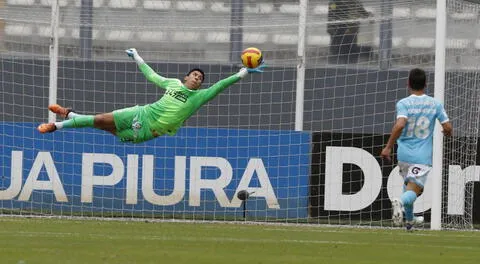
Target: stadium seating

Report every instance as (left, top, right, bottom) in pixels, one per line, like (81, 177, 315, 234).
(278, 4, 299, 14)
(392, 7, 411, 19)
(105, 30, 135, 42)
(205, 31, 268, 44)
(450, 11, 477, 20)
(176, 1, 205, 11)
(108, 0, 137, 9)
(71, 28, 101, 39)
(2, 0, 480, 65)
(6, 0, 35, 6)
(393, 7, 411, 18)
(37, 25, 67, 38)
(143, 0, 171, 10)
(474, 39, 480, 50)
(39, 0, 68, 7)
(245, 3, 273, 14)
(272, 34, 298, 45)
(244, 33, 268, 44)
(406, 38, 435, 49)
(414, 8, 436, 19)
(446, 38, 470, 50)
(173, 31, 201, 43)
(206, 32, 229, 43)
(74, 0, 104, 8)
(5, 24, 34, 36)
(313, 5, 328, 15)
(138, 31, 167, 42)
(374, 37, 404, 48)
(210, 2, 229, 13)
(307, 35, 330, 47)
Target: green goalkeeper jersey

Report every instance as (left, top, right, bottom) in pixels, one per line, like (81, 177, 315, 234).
(138, 63, 242, 135)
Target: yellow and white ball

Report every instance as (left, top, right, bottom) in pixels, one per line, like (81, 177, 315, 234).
(241, 47, 263, 68)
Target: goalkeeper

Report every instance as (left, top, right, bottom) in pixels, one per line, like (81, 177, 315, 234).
(37, 48, 265, 143)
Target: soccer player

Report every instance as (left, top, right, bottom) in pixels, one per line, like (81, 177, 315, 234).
(37, 48, 265, 143)
(380, 68, 453, 231)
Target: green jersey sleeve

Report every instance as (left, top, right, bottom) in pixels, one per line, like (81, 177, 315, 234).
(196, 73, 242, 104)
(143, 71, 243, 136)
(139, 63, 182, 89)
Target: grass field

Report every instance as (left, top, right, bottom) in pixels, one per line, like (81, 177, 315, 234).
(0, 217, 479, 264)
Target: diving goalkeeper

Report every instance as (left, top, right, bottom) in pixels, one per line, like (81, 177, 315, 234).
(37, 48, 265, 143)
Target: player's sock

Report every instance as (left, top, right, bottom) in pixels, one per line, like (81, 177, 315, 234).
(67, 112, 83, 119)
(401, 190, 417, 222)
(59, 115, 95, 129)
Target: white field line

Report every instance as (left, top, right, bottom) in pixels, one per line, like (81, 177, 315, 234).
(260, 227, 480, 238)
(0, 230, 478, 251)
(0, 230, 363, 245)
(1, 215, 478, 239)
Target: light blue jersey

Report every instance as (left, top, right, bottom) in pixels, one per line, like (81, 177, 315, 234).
(396, 94, 449, 165)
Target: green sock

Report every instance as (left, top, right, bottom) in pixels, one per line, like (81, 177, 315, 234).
(62, 115, 95, 128)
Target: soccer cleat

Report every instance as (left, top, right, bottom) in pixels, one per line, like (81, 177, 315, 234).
(405, 221, 414, 232)
(37, 123, 57, 133)
(405, 216, 424, 231)
(391, 198, 403, 226)
(48, 104, 72, 119)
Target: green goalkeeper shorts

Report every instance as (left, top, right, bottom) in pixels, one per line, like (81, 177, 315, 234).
(112, 105, 156, 143)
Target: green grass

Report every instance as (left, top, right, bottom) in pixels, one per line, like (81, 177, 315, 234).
(0, 217, 479, 264)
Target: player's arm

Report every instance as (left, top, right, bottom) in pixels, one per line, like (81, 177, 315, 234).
(198, 64, 266, 103)
(437, 102, 453, 137)
(125, 48, 179, 89)
(381, 117, 407, 161)
(381, 101, 408, 161)
(442, 122, 453, 137)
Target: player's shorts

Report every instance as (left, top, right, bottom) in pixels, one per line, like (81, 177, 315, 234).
(398, 161, 432, 188)
(112, 105, 157, 143)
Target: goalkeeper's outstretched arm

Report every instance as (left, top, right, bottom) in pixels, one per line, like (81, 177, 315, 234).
(125, 48, 178, 89)
(198, 63, 266, 103)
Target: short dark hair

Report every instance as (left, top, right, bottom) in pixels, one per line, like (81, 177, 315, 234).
(408, 68, 426, 91)
(186, 68, 205, 81)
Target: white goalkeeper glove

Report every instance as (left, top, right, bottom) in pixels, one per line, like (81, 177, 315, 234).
(237, 62, 266, 78)
(125, 48, 145, 65)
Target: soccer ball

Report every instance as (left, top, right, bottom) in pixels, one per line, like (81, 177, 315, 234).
(241, 47, 263, 68)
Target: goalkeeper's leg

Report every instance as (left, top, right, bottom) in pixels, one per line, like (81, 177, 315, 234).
(48, 104, 76, 119)
(37, 113, 116, 134)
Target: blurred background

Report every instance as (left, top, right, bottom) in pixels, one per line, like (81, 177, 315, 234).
(0, 0, 478, 69)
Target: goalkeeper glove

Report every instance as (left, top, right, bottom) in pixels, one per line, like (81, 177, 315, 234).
(125, 48, 145, 65)
(246, 62, 266, 73)
(238, 62, 266, 78)
(125, 48, 138, 58)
